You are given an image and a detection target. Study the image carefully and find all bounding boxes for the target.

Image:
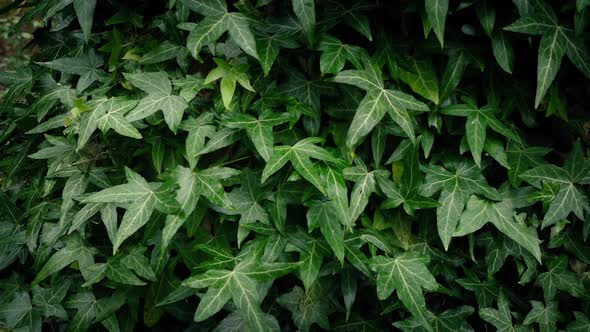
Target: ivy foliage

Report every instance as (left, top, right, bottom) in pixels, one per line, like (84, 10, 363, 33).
(2, 0, 590, 331)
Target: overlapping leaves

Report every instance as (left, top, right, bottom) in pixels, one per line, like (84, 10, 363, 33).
(1, 0, 590, 331)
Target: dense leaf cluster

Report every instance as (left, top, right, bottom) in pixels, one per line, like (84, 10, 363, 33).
(2, 0, 590, 331)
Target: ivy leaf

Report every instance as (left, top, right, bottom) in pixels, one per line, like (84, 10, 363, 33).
(32, 235, 94, 286)
(440, 50, 469, 101)
(256, 31, 298, 76)
(181, 0, 227, 16)
(318, 35, 364, 75)
(441, 104, 520, 166)
(78, 96, 140, 151)
(121, 246, 156, 281)
(394, 305, 474, 332)
(205, 58, 255, 109)
(523, 301, 559, 332)
(298, 239, 326, 290)
(277, 283, 332, 332)
(344, 162, 377, 224)
(520, 141, 590, 227)
(333, 59, 429, 148)
(479, 292, 515, 332)
(425, 0, 449, 47)
(184, 252, 297, 330)
(504, 5, 590, 107)
(123, 72, 188, 132)
(534, 29, 566, 108)
(0, 292, 37, 330)
(476, 0, 495, 37)
(186, 14, 229, 60)
(64, 292, 99, 331)
(223, 111, 291, 161)
(454, 194, 542, 263)
(306, 199, 345, 264)
(32, 280, 71, 319)
(323, 165, 351, 228)
(421, 160, 500, 250)
(292, 0, 315, 44)
(174, 75, 213, 102)
(140, 41, 184, 64)
(83, 167, 179, 253)
(568, 312, 590, 331)
(74, 0, 96, 42)
(506, 142, 551, 187)
(0, 66, 33, 106)
(370, 252, 438, 332)
(163, 165, 237, 250)
(398, 58, 439, 105)
(261, 138, 340, 195)
(36, 50, 105, 92)
(535, 256, 585, 302)
(184, 3, 259, 60)
(492, 32, 515, 74)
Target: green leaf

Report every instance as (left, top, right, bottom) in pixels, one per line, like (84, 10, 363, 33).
(523, 301, 559, 332)
(479, 292, 515, 332)
(422, 161, 500, 250)
(84, 167, 178, 253)
(257, 32, 298, 76)
(193, 273, 232, 321)
(78, 97, 139, 151)
(370, 252, 437, 331)
(32, 236, 94, 286)
(454, 195, 542, 262)
(440, 51, 469, 101)
(465, 111, 486, 167)
(181, 0, 227, 16)
(568, 312, 590, 331)
(140, 41, 184, 64)
(535, 256, 584, 302)
(223, 111, 291, 161)
(64, 291, 99, 331)
(507, 143, 550, 187)
(441, 104, 520, 164)
(205, 58, 255, 109)
(277, 284, 332, 332)
(425, 0, 449, 47)
(0, 292, 34, 329)
(543, 183, 589, 226)
(476, 0, 495, 37)
(121, 246, 156, 281)
(345, 90, 387, 148)
(334, 60, 428, 148)
(186, 14, 229, 60)
(124, 72, 188, 132)
(74, 0, 96, 42)
(299, 241, 324, 290)
(306, 200, 345, 264)
(399, 58, 439, 104)
(261, 138, 339, 195)
(534, 28, 565, 108)
(318, 35, 363, 75)
(492, 32, 515, 74)
(394, 305, 474, 332)
(226, 13, 259, 59)
(344, 164, 377, 224)
(36, 50, 105, 92)
(292, 0, 315, 43)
